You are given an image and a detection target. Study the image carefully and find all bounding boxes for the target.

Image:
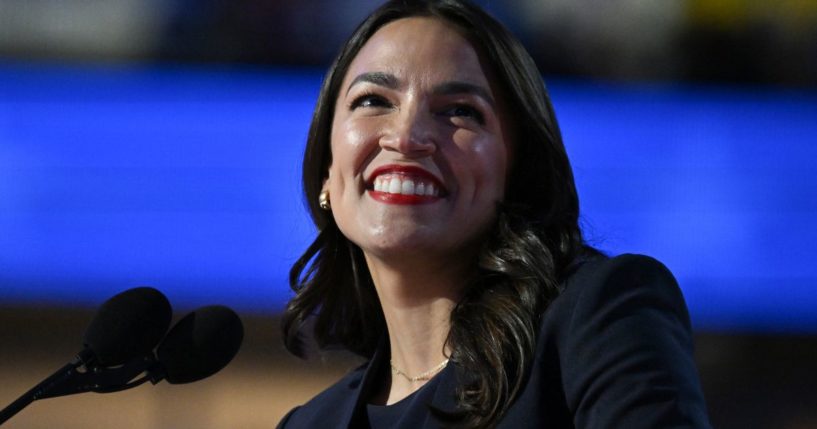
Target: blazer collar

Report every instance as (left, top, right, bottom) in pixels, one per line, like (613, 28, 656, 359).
(428, 363, 460, 415)
(335, 336, 389, 428)
(339, 335, 462, 428)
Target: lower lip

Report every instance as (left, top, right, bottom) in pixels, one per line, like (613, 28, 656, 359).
(367, 190, 440, 205)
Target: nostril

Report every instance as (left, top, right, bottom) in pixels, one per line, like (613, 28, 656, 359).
(379, 119, 436, 155)
(381, 136, 435, 155)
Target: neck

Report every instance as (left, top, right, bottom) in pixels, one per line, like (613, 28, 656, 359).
(365, 252, 470, 404)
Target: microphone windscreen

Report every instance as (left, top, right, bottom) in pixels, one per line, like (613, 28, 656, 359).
(83, 287, 173, 367)
(157, 305, 243, 384)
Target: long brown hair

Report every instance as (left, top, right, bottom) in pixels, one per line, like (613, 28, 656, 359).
(282, 1, 593, 426)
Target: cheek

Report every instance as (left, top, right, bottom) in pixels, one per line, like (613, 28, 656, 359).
(328, 120, 385, 208)
(330, 120, 379, 174)
(460, 135, 509, 199)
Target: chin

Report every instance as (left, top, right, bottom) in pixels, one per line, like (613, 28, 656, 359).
(356, 228, 452, 259)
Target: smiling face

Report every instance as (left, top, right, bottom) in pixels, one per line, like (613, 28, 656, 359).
(325, 17, 511, 266)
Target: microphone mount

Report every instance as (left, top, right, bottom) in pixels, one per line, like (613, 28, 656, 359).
(0, 349, 161, 425)
(37, 351, 161, 399)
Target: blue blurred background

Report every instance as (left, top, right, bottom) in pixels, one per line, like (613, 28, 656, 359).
(1, 1, 816, 428)
(2, 63, 816, 333)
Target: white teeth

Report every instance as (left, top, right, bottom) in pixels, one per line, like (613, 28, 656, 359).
(401, 179, 415, 195)
(372, 175, 439, 196)
(388, 178, 401, 194)
(415, 182, 425, 196)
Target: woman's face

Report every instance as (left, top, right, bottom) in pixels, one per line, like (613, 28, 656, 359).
(325, 17, 511, 264)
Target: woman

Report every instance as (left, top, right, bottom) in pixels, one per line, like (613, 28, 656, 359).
(279, 1, 711, 428)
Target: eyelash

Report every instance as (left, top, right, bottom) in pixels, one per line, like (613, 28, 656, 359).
(349, 92, 390, 110)
(349, 93, 485, 125)
(442, 104, 485, 124)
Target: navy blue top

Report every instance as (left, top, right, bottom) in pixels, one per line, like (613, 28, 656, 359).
(365, 373, 444, 429)
(278, 254, 713, 428)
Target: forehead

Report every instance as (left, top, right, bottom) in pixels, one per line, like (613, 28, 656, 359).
(342, 17, 492, 89)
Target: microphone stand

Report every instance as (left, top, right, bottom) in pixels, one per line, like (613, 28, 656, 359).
(0, 350, 157, 425)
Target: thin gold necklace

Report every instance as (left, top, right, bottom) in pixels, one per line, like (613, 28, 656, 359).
(390, 358, 450, 382)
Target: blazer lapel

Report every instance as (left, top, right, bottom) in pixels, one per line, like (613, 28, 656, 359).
(422, 363, 461, 428)
(337, 337, 389, 429)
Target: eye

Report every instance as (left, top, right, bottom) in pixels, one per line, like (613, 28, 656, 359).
(440, 104, 485, 124)
(349, 93, 391, 110)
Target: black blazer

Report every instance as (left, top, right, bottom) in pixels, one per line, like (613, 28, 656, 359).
(277, 254, 712, 428)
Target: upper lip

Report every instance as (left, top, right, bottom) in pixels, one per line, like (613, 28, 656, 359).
(366, 164, 447, 193)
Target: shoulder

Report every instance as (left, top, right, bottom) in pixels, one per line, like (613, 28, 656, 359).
(565, 252, 679, 295)
(276, 362, 368, 429)
(547, 253, 690, 330)
(542, 252, 694, 363)
(536, 253, 712, 428)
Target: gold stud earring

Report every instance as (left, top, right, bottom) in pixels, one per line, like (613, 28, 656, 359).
(318, 190, 331, 210)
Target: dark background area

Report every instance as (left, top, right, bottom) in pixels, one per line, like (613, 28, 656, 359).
(3, 0, 816, 86)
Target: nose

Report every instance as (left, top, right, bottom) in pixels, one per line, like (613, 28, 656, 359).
(379, 105, 436, 157)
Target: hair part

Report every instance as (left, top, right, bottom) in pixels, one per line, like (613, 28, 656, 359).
(282, 1, 593, 427)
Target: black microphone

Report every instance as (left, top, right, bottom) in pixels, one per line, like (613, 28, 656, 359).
(0, 287, 172, 425)
(79, 304, 244, 391)
(149, 305, 244, 385)
(0, 291, 244, 426)
(83, 286, 173, 367)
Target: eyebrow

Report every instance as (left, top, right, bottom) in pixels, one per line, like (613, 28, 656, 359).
(346, 72, 399, 95)
(345, 71, 495, 107)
